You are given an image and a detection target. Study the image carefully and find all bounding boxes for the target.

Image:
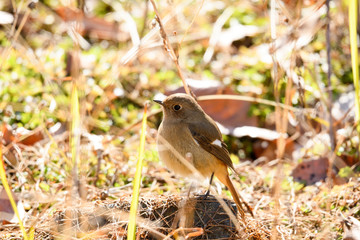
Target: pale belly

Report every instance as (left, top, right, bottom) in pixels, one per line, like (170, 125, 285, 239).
(157, 123, 220, 178)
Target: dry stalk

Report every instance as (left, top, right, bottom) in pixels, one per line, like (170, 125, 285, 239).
(0, 1, 34, 71)
(164, 227, 204, 240)
(317, 137, 353, 239)
(270, 0, 280, 239)
(203, 7, 234, 63)
(179, 0, 204, 47)
(325, 0, 335, 151)
(149, 0, 191, 95)
(197, 94, 313, 114)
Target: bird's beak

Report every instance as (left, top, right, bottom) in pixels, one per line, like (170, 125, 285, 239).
(153, 99, 163, 105)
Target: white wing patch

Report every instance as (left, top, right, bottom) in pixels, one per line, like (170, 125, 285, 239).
(211, 139, 222, 147)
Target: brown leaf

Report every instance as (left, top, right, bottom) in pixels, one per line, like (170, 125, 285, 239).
(291, 157, 329, 185)
(2, 124, 44, 146)
(56, 7, 130, 42)
(2, 124, 15, 145)
(17, 129, 44, 146)
(253, 139, 294, 161)
(2, 125, 44, 166)
(341, 154, 359, 167)
(0, 188, 25, 224)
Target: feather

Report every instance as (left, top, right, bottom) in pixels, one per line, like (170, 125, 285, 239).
(188, 120, 235, 172)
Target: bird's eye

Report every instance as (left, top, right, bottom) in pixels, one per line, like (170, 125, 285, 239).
(173, 104, 181, 111)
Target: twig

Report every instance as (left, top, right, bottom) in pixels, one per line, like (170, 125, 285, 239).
(112, 109, 161, 138)
(324, 3, 337, 222)
(149, 0, 191, 95)
(179, 0, 204, 47)
(164, 227, 204, 240)
(270, 0, 280, 239)
(120, 0, 194, 65)
(140, 0, 149, 38)
(197, 94, 313, 114)
(0, 2, 34, 71)
(326, 0, 335, 152)
(203, 7, 234, 63)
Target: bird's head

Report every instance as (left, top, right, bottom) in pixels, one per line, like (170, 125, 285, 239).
(154, 93, 204, 122)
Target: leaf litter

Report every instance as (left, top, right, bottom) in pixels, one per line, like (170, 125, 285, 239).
(0, 0, 359, 239)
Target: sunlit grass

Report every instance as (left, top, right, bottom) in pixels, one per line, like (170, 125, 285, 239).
(70, 81, 80, 169)
(0, 132, 29, 240)
(349, 0, 360, 155)
(127, 102, 149, 240)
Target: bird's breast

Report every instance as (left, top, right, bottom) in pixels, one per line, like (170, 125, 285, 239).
(157, 121, 219, 178)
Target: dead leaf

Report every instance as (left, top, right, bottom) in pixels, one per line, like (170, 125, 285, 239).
(253, 139, 294, 161)
(341, 154, 359, 167)
(291, 157, 329, 185)
(343, 216, 360, 240)
(0, 188, 26, 224)
(1, 124, 15, 145)
(2, 125, 44, 146)
(1, 124, 45, 166)
(56, 7, 130, 42)
(16, 127, 44, 146)
(290, 156, 348, 186)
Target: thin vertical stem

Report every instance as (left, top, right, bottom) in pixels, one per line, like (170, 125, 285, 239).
(0, 141, 29, 240)
(349, 0, 360, 156)
(127, 103, 149, 240)
(149, 0, 191, 95)
(270, 1, 281, 240)
(326, 0, 335, 152)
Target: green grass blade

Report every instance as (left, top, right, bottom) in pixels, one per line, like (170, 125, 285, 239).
(127, 102, 149, 240)
(349, 0, 360, 154)
(0, 140, 29, 240)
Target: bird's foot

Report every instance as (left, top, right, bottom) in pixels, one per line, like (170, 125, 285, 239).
(196, 190, 212, 201)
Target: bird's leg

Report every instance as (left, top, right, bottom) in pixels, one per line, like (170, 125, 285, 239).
(203, 172, 214, 199)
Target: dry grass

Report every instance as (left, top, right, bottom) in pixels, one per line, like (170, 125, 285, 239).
(0, 0, 358, 239)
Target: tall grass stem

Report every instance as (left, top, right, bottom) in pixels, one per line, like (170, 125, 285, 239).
(127, 102, 149, 240)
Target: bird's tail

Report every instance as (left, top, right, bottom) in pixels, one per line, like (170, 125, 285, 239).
(217, 171, 254, 218)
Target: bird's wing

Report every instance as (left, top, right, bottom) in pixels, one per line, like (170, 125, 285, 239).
(188, 119, 235, 171)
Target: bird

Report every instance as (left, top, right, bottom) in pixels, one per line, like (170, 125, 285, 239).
(154, 93, 253, 217)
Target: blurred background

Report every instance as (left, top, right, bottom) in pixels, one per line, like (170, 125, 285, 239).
(0, 0, 359, 239)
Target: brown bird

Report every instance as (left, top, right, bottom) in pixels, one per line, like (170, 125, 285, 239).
(154, 93, 253, 217)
